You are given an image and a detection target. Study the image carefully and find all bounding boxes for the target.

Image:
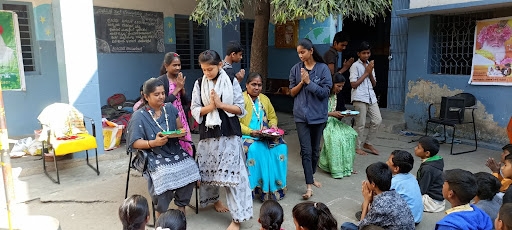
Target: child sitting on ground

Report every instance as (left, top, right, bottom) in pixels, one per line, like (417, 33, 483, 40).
(386, 150, 423, 224)
(341, 162, 414, 230)
(473, 172, 502, 221)
(495, 203, 512, 230)
(487, 144, 512, 193)
(436, 169, 493, 230)
(501, 154, 512, 186)
(119, 194, 150, 230)
(415, 136, 445, 212)
(259, 200, 284, 230)
(292, 201, 337, 230)
(504, 187, 512, 204)
(155, 209, 186, 230)
(504, 154, 512, 204)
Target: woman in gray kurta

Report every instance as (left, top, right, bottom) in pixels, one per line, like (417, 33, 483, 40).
(191, 50, 253, 230)
(126, 78, 200, 217)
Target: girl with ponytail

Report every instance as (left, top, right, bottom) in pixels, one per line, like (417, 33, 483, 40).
(292, 201, 338, 230)
(259, 200, 284, 230)
(119, 195, 150, 230)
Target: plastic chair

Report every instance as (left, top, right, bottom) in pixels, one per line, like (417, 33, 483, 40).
(425, 93, 477, 155)
(124, 140, 199, 226)
(37, 103, 99, 184)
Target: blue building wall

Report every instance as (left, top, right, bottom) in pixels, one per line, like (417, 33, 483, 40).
(388, 0, 409, 111)
(97, 53, 163, 103)
(5, 2, 337, 137)
(267, 17, 334, 80)
(404, 15, 511, 144)
(4, 5, 200, 137)
(4, 3, 61, 137)
(267, 45, 329, 80)
(4, 40, 61, 137)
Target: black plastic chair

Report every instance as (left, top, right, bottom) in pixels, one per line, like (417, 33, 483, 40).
(425, 93, 477, 155)
(124, 140, 199, 226)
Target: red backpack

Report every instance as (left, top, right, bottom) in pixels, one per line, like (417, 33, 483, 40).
(107, 94, 126, 109)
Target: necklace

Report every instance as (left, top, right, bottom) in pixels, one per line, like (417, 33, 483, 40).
(329, 94, 337, 111)
(247, 94, 262, 129)
(146, 105, 169, 132)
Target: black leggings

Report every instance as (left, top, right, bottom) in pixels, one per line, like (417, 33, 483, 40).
(296, 122, 326, 185)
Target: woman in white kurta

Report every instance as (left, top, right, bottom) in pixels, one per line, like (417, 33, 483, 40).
(191, 49, 253, 230)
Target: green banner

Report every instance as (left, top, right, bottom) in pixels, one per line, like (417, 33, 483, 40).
(0, 10, 24, 90)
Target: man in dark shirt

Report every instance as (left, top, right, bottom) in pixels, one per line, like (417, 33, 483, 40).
(323, 31, 353, 111)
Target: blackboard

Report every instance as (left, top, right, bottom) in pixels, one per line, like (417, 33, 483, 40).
(93, 7, 164, 53)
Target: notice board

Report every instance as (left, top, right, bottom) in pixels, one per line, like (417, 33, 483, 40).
(93, 7, 164, 53)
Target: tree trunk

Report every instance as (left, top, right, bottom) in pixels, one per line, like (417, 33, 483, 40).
(251, 0, 270, 91)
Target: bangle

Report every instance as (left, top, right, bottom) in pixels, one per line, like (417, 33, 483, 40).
(147, 140, 152, 148)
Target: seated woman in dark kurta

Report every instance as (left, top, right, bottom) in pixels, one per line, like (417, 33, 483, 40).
(126, 77, 200, 218)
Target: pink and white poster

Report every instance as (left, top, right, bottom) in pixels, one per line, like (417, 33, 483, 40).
(470, 17, 512, 86)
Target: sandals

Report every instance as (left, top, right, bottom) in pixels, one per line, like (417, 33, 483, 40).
(302, 189, 314, 200)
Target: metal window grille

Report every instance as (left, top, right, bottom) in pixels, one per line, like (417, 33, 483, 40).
(2, 3, 36, 72)
(430, 12, 493, 75)
(175, 15, 208, 70)
(240, 20, 254, 69)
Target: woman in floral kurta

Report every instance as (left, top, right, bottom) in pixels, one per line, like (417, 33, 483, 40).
(157, 52, 193, 156)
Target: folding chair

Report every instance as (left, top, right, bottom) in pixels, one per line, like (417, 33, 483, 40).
(38, 103, 99, 184)
(425, 93, 477, 155)
(124, 140, 199, 226)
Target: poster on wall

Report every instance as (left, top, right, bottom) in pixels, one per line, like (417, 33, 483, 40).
(0, 10, 25, 91)
(470, 16, 512, 86)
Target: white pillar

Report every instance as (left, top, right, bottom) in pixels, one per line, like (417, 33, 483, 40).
(52, 0, 104, 154)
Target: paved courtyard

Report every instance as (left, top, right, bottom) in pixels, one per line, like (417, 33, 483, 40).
(0, 112, 502, 229)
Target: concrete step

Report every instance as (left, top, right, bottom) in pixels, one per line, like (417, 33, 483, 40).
(0, 215, 60, 230)
(378, 108, 406, 133)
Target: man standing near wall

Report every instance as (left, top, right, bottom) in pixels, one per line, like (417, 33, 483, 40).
(223, 41, 245, 83)
(323, 31, 354, 111)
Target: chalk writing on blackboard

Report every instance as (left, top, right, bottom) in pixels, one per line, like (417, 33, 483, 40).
(93, 7, 164, 53)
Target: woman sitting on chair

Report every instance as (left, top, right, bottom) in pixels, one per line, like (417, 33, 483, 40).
(240, 72, 288, 201)
(126, 78, 200, 218)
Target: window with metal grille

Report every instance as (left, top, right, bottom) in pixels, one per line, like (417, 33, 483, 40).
(1, 3, 36, 72)
(430, 12, 493, 75)
(240, 20, 254, 69)
(175, 15, 208, 70)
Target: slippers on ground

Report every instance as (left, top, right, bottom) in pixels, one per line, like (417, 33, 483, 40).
(302, 189, 314, 200)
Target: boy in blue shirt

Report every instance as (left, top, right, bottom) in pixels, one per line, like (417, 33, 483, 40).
(386, 150, 423, 224)
(436, 169, 493, 230)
